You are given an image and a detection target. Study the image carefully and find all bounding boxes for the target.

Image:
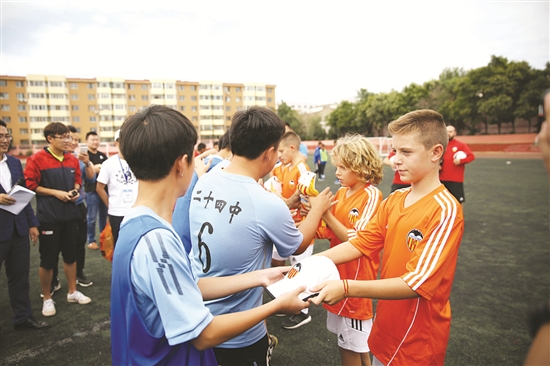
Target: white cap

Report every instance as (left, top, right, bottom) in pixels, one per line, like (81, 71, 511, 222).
(266, 256, 340, 300)
(453, 151, 466, 160)
(114, 129, 121, 141)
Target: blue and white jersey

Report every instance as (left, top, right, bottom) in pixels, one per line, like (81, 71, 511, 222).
(189, 170, 304, 348)
(125, 206, 214, 346)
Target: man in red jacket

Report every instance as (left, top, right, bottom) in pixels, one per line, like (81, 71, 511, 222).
(439, 125, 475, 203)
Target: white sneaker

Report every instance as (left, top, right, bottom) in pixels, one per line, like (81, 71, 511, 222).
(67, 291, 92, 304)
(42, 299, 56, 317)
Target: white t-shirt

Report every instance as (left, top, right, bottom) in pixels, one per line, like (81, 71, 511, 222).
(97, 154, 138, 216)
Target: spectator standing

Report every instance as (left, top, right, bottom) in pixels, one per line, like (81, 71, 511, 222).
(84, 131, 108, 250)
(314, 142, 328, 181)
(67, 126, 95, 287)
(96, 130, 138, 246)
(0, 119, 50, 330)
(439, 125, 475, 203)
(24, 122, 92, 317)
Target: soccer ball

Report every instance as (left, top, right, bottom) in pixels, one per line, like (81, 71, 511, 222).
(453, 151, 467, 160)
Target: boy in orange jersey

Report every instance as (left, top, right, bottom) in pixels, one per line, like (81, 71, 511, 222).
(310, 109, 464, 366)
(313, 134, 383, 366)
(273, 131, 316, 329)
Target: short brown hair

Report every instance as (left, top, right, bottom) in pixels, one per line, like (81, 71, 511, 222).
(280, 131, 301, 149)
(331, 134, 383, 185)
(388, 109, 448, 151)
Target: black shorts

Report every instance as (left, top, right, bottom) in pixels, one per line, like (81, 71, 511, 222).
(214, 333, 269, 366)
(39, 220, 79, 269)
(441, 181, 465, 203)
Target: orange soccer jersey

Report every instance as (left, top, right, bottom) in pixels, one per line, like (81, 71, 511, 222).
(281, 161, 310, 221)
(319, 183, 382, 320)
(350, 184, 464, 366)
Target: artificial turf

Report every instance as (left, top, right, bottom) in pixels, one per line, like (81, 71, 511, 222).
(0, 156, 548, 365)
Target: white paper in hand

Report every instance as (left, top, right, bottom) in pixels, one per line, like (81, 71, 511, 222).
(0, 185, 36, 215)
(266, 256, 340, 301)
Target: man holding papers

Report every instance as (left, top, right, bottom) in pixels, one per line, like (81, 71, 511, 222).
(0, 119, 50, 330)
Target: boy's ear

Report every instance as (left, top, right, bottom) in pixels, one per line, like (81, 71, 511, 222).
(431, 144, 444, 162)
(264, 146, 275, 161)
(175, 154, 191, 176)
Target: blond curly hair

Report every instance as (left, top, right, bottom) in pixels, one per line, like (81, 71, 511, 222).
(331, 134, 383, 185)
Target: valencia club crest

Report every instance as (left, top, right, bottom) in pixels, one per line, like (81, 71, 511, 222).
(406, 229, 423, 252)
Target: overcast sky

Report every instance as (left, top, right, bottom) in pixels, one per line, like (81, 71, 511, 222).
(1, 1, 548, 105)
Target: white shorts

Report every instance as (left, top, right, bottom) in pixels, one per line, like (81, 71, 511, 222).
(326, 311, 372, 353)
(272, 244, 314, 265)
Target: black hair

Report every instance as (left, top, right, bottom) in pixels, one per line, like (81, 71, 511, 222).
(67, 125, 77, 133)
(229, 106, 285, 160)
(86, 131, 98, 140)
(218, 131, 231, 150)
(0, 119, 6, 128)
(44, 122, 70, 140)
(197, 142, 206, 151)
(120, 105, 197, 181)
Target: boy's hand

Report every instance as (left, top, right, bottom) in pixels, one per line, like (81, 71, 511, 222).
(308, 187, 336, 213)
(308, 280, 345, 306)
(300, 194, 311, 217)
(275, 286, 310, 314)
(54, 190, 76, 202)
(285, 190, 301, 209)
(258, 266, 292, 287)
(0, 193, 16, 205)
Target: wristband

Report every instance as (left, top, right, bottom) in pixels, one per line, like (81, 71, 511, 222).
(343, 279, 349, 298)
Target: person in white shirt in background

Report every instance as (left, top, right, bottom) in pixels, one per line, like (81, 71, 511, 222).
(96, 130, 138, 246)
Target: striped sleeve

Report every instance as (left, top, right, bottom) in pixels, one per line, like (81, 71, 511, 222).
(348, 186, 382, 241)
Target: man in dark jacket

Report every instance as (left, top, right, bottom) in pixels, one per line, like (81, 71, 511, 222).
(0, 119, 49, 330)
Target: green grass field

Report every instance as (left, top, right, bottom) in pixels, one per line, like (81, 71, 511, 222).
(1, 156, 548, 365)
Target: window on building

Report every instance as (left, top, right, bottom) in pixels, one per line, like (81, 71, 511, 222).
(141, 84, 148, 90)
(226, 116, 231, 121)
(0, 80, 6, 87)
(18, 105, 25, 111)
(224, 86, 230, 92)
(225, 106, 231, 111)
(236, 97, 241, 102)
(73, 116, 80, 122)
(225, 97, 230, 102)
(0, 93, 8, 99)
(236, 87, 241, 92)
(15, 81, 24, 87)
(152, 83, 163, 89)
(179, 106, 186, 111)
(268, 98, 272, 103)
(87, 83, 94, 89)
(190, 86, 196, 91)
(90, 116, 97, 122)
(88, 105, 96, 111)
(129, 95, 136, 101)
(19, 117, 27, 123)
(165, 94, 175, 99)
(141, 95, 148, 100)
(20, 128, 28, 134)
(49, 93, 67, 99)
(1, 105, 10, 111)
(114, 104, 125, 110)
(88, 94, 95, 100)
(48, 81, 65, 87)
(2, 116, 11, 122)
(20, 139, 29, 145)
(179, 96, 185, 101)
(192, 116, 197, 121)
(177, 85, 185, 91)
(191, 96, 197, 101)
(72, 105, 79, 111)
(152, 94, 163, 100)
(71, 94, 78, 100)
(16, 93, 25, 99)
(29, 80, 44, 87)
(128, 84, 135, 90)
(191, 106, 197, 111)
(70, 83, 78, 89)
(165, 84, 175, 89)
(129, 106, 136, 112)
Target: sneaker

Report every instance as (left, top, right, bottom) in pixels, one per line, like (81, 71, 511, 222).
(266, 334, 278, 364)
(76, 275, 93, 287)
(40, 278, 61, 298)
(42, 299, 56, 317)
(67, 291, 92, 304)
(87, 242, 99, 250)
(282, 312, 311, 330)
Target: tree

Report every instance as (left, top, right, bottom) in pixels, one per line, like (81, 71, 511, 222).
(277, 101, 303, 136)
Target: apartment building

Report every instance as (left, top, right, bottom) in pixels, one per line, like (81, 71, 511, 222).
(0, 75, 276, 147)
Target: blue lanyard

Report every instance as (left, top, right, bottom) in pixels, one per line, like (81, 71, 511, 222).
(118, 155, 131, 184)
